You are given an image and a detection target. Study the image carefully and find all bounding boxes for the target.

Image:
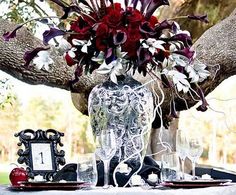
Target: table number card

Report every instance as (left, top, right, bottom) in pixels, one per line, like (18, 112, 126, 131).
(31, 143, 53, 171)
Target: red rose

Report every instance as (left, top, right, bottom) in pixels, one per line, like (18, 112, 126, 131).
(96, 23, 109, 38)
(64, 52, 76, 66)
(149, 16, 159, 27)
(126, 9, 144, 27)
(68, 17, 92, 42)
(122, 28, 142, 58)
(106, 3, 122, 13)
(103, 9, 123, 28)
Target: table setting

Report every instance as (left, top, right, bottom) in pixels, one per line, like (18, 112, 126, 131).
(2, 127, 236, 195)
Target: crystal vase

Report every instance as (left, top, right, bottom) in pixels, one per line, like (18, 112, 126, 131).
(88, 76, 154, 186)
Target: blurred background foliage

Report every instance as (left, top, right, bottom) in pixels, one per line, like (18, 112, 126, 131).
(0, 0, 236, 184)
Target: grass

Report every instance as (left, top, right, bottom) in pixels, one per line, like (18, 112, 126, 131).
(0, 172, 9, 185)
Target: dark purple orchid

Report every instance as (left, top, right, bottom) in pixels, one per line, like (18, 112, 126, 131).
(145, 0, 170, 19)
(113, 31, 127, 45)
(50, 0, 81, 19)
(196, 87, 209, 112)
(169, 33, 193, 47)
(139, 0, 151, 13)
(154, 20, 173, 36)
(23, 47, 49, 67)
(3, 24, 23, 41)
(131, 0, 139, 9)
(188, 14, 209, 23)
(174, 47, 195, 60)
(140, 22, 156, 36)
(43, 28, 66, 44)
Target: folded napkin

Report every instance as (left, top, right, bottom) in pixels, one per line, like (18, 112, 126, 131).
(97, 156, 161, 187)
(52, 163, 77, 182)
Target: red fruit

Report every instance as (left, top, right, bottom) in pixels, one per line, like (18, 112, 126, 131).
(9, 167, 28, 186)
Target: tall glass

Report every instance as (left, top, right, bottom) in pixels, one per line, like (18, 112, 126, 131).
(95, 129, 116, 188)
(161, 152, 180, 181)
(77, 153, 98, 187)
(176, 129, 188, 180)
(186, 136, 203, 180)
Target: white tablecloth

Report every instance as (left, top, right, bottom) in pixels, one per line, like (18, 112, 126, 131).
(1, 185, 236, 195)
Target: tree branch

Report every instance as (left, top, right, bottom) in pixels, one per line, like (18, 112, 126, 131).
(0, 9, 236, 119)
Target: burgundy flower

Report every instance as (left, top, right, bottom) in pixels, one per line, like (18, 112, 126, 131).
(174, 47, 195, 60)
(64, 53, 76, 66)
(196, 87, 209, 112)
(23, 47, 50, 67)
(3, 24, 23, 41)
(122, 28, 142, 58)
(113, 31, 127, 45)
(126, 8, 144, 27)
(96, 23, 109, 38)
(149, 16, 159, 27)
(140, 21, 156, 36)
(103, 9, 123, 28)
(43, 28, 65, 44)
(145, 0, 170, 19)
(170, 33, 193, 47)
(188, 14, 209, 23)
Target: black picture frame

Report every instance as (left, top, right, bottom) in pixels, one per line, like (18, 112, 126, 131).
(15, 129, 66, 180)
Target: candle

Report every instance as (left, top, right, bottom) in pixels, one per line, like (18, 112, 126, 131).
(119, 163, 129, 173)
(131, 175, 142, 186)
(148, 173, 158, 183)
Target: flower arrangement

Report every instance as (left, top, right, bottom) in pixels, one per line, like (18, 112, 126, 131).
(3, 0, 210, 119)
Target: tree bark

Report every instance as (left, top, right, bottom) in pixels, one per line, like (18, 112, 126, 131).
(0, 9, 236, 117)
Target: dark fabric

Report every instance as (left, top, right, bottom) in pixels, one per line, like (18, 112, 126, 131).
(52, 163, 77, 182)
(51, 156, 161, 187)
(97, 156, 161, 187)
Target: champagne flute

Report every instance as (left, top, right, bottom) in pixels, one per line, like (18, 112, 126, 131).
(176, 129, 188, 180)
(186, 136, 203, 180)
(95, 129, 116, 188)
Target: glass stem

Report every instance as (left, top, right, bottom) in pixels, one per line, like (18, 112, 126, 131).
(181, 159, 185, 180)
(103, 160, 110, 188)
(192, 162, 196, 180)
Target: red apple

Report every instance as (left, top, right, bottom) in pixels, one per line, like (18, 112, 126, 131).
(9, 167, 28, 186)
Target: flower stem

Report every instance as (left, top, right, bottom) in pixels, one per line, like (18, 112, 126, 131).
(167, 16, 188, 21)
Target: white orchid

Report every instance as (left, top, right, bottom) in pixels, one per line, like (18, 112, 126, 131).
(186, 62, 210, 83)
(163, 69, 190, 93)
(96, 47, 127, 84)
(72, 39, 92, 53)
(57, 38, 72, 55)
(96, 59, 124, 84)
(67, 47, 77, 58)
(141, 38, 166, 55)
(92, 51, 105, 64)
(33, 50, 54, 71)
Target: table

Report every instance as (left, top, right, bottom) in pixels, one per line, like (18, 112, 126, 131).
(1, 185, 236, 195)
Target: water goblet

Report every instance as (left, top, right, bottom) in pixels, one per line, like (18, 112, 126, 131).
(77, 153, 98, 187)
(176, 129, 188, 180)
(95, 129, 116, 188)
(186, 136, 203, 180)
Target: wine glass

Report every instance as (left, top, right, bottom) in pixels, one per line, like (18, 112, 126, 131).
(176, 129, 188, 180)
(95, 129, 116, 188)
(186, 136, 203, 180)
